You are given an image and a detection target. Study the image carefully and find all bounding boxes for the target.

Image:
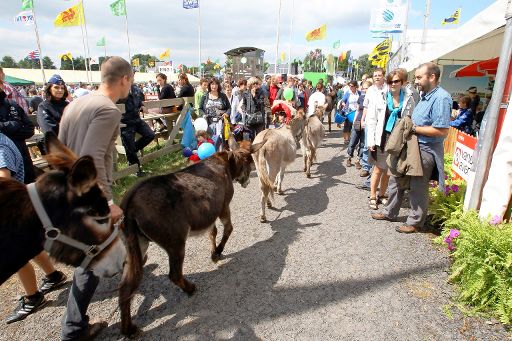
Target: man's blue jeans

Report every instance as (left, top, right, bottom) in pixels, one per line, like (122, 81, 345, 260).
(360, 127, 371, 172)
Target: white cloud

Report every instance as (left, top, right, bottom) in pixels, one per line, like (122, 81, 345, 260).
(1, 0, 379, 67)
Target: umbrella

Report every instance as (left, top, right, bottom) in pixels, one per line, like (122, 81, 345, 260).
(449, 57, 499, 78)
(4, 75, 35, 86)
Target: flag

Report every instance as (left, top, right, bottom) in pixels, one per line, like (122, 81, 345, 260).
(305, 24, 326, 42)
(332, 40, 340, 49)
(159, 48, 170, 60)
(21, 0, 33, 10)
(110, 0, 126, 16)
(339, 51, 348, 61)
(89, 57, 99, 67)
(183, 0, 199, 9)
(147, 59, 155, 68)
(27, 50, 39, 60)
(132, 58, 140, 67)
(442, 8, 461, 25)
(59, 52, 73, 61)
(97, 37, 106, 47)
(54, 2, 83, 27)
(14, 10, 34, 25)
(281, 52, 286, 62)
(180, 108, 197, 150)
(369, 38, 391, 68)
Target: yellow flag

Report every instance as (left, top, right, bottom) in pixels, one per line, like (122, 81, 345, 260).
(281, 52, 286, 62)
(132, 58, 140, 67)
(59, 52, 73, 61)
(54, 2, 83, 27)
(159, 48, 170, 60)
(305, 24, 326, 42)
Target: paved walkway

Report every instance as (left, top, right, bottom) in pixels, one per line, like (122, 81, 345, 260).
(1, 127, 509, 340)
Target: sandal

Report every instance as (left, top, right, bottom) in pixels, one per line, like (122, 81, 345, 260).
(378, 196, 389, 206)
(369, 197, 378, 210)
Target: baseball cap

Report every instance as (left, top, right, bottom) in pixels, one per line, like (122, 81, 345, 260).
(48, 74, 65, 86)
(467, 86, 477, 93)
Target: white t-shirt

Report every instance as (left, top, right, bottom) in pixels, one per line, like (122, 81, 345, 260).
(73, 88, 91, 98)
(307, 91, 326, 117)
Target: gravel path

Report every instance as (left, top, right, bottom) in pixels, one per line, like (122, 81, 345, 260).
(1, 127, 510, 341)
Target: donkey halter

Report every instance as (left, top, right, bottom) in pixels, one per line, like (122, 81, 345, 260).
(26, 183, 121, 269)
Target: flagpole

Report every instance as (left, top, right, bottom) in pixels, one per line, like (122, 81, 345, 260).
(421, 0, 431, 52)
(79, 13, 90, 83)
(198, 0, 202, 77)
(124, 0, 132, 61)
(287, 0, 295, 75)
(31, 1, 46, 84)
(81, 0, 93, 83)
(274, 0, 282, 74)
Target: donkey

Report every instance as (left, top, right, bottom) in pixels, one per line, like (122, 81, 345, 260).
(0, 133, 127, 285)
(118, 138, 265, 336)
(302, 107, 326, 177)
(252, 112, 305, 223)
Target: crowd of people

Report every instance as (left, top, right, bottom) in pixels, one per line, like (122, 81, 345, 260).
(0, 57, 491, 339)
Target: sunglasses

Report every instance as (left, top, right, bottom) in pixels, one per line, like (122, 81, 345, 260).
(388, 80, 402, 85)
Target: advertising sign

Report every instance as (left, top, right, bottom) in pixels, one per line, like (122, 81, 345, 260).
(369, 5, 407, 33)
(452, 131, 478, 181)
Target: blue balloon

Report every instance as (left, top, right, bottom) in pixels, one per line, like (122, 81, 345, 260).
(182, 147, 193, 157)
(197, 142, 215, 160)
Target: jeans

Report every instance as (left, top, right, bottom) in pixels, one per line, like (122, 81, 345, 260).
(61, 268, 99, 340)
(120, 119, 155, 166)
(347, 126, 364, 158)
(360, 127, 371, 172)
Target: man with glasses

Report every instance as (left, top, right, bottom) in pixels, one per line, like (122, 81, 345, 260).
(372, 62, 452, 233)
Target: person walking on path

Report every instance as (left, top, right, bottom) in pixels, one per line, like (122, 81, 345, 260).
(346, 81, 371, 170)
(58, 56, 131, 340)
(372, 62, 452, 233)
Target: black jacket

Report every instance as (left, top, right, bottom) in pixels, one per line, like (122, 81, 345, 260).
(178, 83, 194, 98)
(0, 99, 35, 183)
(36, 99, 68, 135)
(119, 85, 145, 124)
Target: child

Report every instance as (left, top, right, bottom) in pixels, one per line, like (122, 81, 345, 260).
(450, 96, 473, 134)
(189, 130, 214, 163)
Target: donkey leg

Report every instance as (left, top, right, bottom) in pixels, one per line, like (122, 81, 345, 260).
(209, 224, 218, 261)
(260, 185, 269, 223)
(276, 166, 285, 195)
(306, 152, 312, 178)
(303, 153, 307, 172)
(214, 207, 234, 259)
(167, 243, 196, 296)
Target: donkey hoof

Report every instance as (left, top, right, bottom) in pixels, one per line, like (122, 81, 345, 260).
(122, 323, 140, 337)
(303, 167, 307, 172)
(211, 252, 221, 263)
(260, 216, 267, 223)
(183, 282, 196, 296)
(266, 202, 272, 208)
(306, 173, 311, 178)
(277, 190, 284, 195)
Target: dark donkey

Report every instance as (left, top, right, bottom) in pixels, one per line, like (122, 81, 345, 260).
(0, 133, 126, 285)
(118, 138, 265, 336)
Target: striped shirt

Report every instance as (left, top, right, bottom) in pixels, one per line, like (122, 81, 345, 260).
(0, 132, 24, 182)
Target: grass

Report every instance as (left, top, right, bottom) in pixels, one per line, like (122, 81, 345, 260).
(112, 143, 188, 202)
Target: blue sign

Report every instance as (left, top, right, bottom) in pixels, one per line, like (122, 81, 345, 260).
(183, 0, 199, 9)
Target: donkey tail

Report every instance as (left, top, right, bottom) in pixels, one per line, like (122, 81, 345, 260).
(257, 149, 274, 198)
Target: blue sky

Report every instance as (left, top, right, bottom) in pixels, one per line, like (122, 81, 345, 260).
(0, 0, 499, 67)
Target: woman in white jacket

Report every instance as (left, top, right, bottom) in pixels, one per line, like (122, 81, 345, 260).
(366, 68, 416, 210)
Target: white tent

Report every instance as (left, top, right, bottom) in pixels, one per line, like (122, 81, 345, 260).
(3, 68, 200, 85)
(399, 0, 508, 71)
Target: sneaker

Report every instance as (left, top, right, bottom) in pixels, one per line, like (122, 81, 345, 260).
(39, 270, 67, 295)
(359, 170, 370, 177)
(136, 170, 147, 178)
(5, 293, 47, 324)
(346, 158, 352, 167)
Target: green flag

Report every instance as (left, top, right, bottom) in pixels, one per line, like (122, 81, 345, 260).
(110, 0, 126, 16)
(333, 40, 340, 49)
(97, 37, 106, 47)
(21, 0, 33, 10)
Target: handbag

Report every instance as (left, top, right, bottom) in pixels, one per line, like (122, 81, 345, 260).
(334, 110, 345, 124)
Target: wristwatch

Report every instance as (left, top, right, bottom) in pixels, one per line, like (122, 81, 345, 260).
(412, 125, 417, 134)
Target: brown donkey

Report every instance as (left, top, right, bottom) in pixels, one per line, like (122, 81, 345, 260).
(118, 138, 265, 336)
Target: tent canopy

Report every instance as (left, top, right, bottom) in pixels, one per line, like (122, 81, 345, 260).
(399, 0, 507, 71)
(4, 75, 34, 86)
(449, 57, 499, 78)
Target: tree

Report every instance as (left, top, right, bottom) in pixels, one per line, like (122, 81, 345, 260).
(18, 58, 38, 69)
(42, 56, 56, 69)
(0, 56, 18, 68)
(131, 53, 158, 73)
(302, 49, 326, 72)
(355, 54, 373, 79)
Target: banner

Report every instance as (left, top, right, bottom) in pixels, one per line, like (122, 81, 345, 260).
(305, 24, 326, 42)
(442, 8, 461, 25)
(159, 48, 170, 60)
(59, 52, 73, 61)
(452, 131, 477, 181)
(21, 0, 33, 10)
(54, 2, 83, 27)
(110, 0, 126, 16)
(368, 38, 391, 67)
(369, 5, 407, 33)
(97, 37, 106, 47)
(332, 40, 340, 49)
(132, 58, 140, 67)
(89, 57, 99, 66)
(14, 10, 34, 25)
(27, 50, 39, 60)
(183, 0, 199, 9)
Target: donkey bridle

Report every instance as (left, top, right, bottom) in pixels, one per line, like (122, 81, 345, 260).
(26, 183, 120, 269)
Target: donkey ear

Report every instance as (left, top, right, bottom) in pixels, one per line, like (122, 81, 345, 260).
(228, 134, 239, 151)
(250, 139, 267, 154)
(68, 156, 98, 196)
(44, 132, 78, 172)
